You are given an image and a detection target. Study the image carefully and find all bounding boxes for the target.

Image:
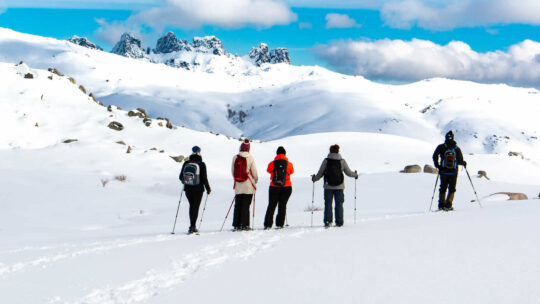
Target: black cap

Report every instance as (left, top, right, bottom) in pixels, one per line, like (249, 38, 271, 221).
(276, 146, 286, 155)
(445, 131, 454, 141)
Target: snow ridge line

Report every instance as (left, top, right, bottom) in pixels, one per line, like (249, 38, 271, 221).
(61, 229, 309, 304)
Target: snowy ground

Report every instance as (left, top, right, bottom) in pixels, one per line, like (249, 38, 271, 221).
(1, 29, 540, 303)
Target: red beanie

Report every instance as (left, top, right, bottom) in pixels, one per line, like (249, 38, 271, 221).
(240, 138, 250, 152)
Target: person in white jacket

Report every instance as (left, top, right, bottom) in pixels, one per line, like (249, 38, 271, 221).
(231, 139, 258, 230)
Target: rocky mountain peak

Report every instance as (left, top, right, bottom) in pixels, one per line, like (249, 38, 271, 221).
(192, 36, 226, 55)
(154, 32, 191, 54)
(111, 33, 148, 59)
(249, 43, 290, 66)
(67, 36, 103, 51)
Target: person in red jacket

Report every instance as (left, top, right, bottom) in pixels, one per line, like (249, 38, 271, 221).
(264, 146, 294, 229)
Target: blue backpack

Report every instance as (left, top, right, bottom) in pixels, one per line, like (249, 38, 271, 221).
(181, 161, 200, 186)
(442, 146, 457, 170)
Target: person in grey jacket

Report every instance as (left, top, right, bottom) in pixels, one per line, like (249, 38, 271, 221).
(312, 144, 358, 227)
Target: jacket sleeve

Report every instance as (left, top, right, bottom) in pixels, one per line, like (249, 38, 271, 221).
(288, 162, 294, 176)
(179, 162, 186, 181)
(432, 146, 441, 167)
(457, 147, 465, 165)
(202, 162, 210, 192)
(313, 159, 327, 181)
(267, 161, 274, 174)
(341, 159, 356, 178)
(250, 156, 258, 183)
(231, 155, 236, 178)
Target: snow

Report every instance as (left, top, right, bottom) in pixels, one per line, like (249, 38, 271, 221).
(0, 28, 540, 303)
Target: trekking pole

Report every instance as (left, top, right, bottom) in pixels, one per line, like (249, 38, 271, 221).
(354, 171, 358, 224)
(428, 174, 440, 213)
(465, 167, 483, 208)
(311, 178, 315, 227)
(171, 186, 184, 234)
(220, 196, 236, 232)
(252, 193, 256, 230)
(285, 215, 289, 227)
(197, 192, 210, 231)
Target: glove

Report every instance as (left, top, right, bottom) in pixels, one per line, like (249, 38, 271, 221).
(435, 164, 441, 170)
(355, 170, 359, 179)
(311, 174, 316, 182)
(207, 188, 212, 195)
(462, 161, 467, 168)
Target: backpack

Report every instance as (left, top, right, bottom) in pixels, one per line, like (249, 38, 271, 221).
(233, 155, 249, 182)
(324, 158, 344, 186)
(181, 161, 201, 186)
(442, 146, 457, 170)
(272, 159, 288, 187)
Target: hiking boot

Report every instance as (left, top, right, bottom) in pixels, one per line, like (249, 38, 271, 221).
(264, 226, 271, 230)
(324, 222, 331, 228)
(336, 223, 343, 227)
(188, 226, 197, 234)
(276, 225, 284, 229)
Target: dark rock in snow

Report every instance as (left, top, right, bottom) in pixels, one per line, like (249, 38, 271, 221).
(67, 36, 103, 51)
(63, 139, 78, 143)
(24, 73, 34, 79)
(192, 36, 226, 55)
(155, 32, 192, 53)
(401, 165, 422, 173)
(249, 43, 290, 66)
(108, 121, 124, 131)
(111, 33, 148, 59)
(164, 58, 191, 70)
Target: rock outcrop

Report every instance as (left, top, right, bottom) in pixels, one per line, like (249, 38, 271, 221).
(67, 36, 103, 51)
(192, 36, 226, 55)
(111, 33, 148, 59)
(249, 43, 290, 66)
(401, 165, 422, 173)
(154, 32, 191, 53)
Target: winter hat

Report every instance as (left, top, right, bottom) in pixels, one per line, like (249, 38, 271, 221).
(276, 146, 286, 155)
(445, 131, 454, 141)
(240, 139, 250, 152)
(330, 144, 340, 154)
(192, 146, 201, 154)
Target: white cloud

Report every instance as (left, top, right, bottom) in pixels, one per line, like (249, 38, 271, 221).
(4, 0, 158, 9)
(325, 13, 360, 29)
(96, 0, 297, 45)
(314, 38, 540, 88)
(285, 0, 383, 9)
(380, 0, 540, 30)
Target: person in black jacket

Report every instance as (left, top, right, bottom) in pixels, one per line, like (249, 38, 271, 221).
(432, 131, 466, 211)
(180, 146, 211, 233)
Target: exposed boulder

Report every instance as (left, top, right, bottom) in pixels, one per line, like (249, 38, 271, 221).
(477, 170, 490, 180)
(164, 58, 191, 70)
(170, 155, 185, 163)
(67, 36, 103, 51)
(249, 43, 290, 66)
(111, 33, 149, 59)
(401, 165, 422, 173)
(126, 146, 132, 153)
(143, 117, 152, 127)
(155, 32, 191, 53)
(48, 68, 63, 76)
(63, 139, 78, 143)
(192, 36, 226, 55)
(128, 109, 147, 119)
(116, 141, 126, 145)
(68, 77, 76, 84)
(157, 117, 173, 129)
(107, 121, 124, 131)
(491, 192, 528, 201)
(23, 73, 34, 79)
(423, 164, 438, 174)
(78, 85, 86, 94)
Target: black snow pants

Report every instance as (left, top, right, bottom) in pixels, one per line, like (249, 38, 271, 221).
(439, 173, 457, 209)
(264, 186, 292, 228)
(185, 189, 204, 228)
(233, 194, 253, 229)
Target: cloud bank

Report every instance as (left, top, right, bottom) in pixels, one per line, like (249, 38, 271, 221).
(314, 38, 540, 88)
(325, 13, 360, 29)
(96, 0, 297, 44)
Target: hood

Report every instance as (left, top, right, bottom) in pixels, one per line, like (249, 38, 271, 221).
(327, 153, 342, 160)
(274, 154, 288, 161)
(238, 151, 251, 157)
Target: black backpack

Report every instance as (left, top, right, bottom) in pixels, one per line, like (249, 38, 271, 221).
(272, 159, 288, 187)
(324, 158, 344, 186)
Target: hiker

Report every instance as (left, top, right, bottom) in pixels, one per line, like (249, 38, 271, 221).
(180, 146, 211, 234)
(432, 131, 466, 211)
(312, 144, 358, 227)
(231, 139, 258, 230)
(264, 146, 294, 229)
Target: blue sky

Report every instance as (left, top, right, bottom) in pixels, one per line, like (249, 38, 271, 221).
(1, 0, 540, 88)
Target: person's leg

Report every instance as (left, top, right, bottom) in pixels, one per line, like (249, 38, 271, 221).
(324, 189, 334, 226)
(189, 191, 204, 228)
(276, 187, 292, 227)
(264, 187, 279, 228)
(439, 175, 450, 210)
(240, 194, 253, 229)
(446, 175, 458, 209)
(232, 194, 242, 229)
(334, 189, 345, 226)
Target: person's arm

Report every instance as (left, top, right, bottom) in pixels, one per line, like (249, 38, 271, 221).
(341, 159, 357, 178)
(250, 157, 258, 183)
(457, 147, 466, 167)
(312, 159, 327, 182)
(202, 162, 211, 193)
(179, 162, 187, 181)
(432, 146, 441, 168)
(288, 162, 294, 176)
(267, 161, 274, 174)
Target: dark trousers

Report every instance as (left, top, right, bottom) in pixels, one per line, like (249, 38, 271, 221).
(264, 186, 292, 228)
(185, 189, 204, 228)
(439, 174, 458, 209)
(233, 194, 253, 228)
(324, 189, 345, 226)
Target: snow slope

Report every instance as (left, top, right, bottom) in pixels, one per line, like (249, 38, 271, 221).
(1, 59, 540, 303)
(0, 27, 538, 158)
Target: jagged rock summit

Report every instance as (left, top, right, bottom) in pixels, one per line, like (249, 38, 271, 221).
(67, 36, 103, 51)
(249, 43, 290, 66)
(154, 31, 191, 54)
(111, 33, 148, 59)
